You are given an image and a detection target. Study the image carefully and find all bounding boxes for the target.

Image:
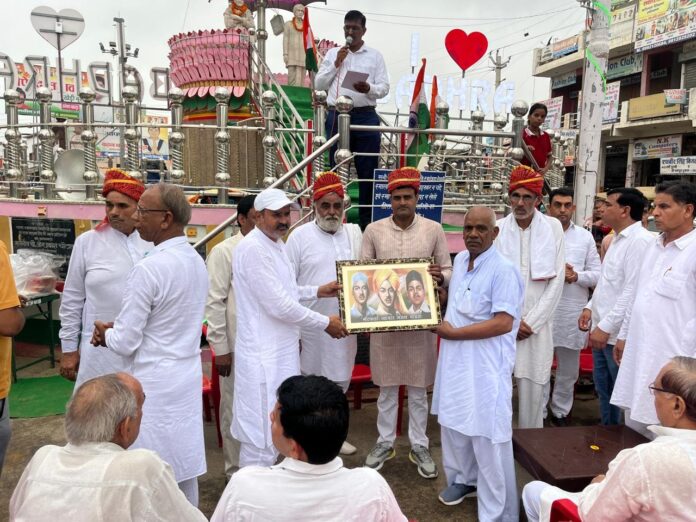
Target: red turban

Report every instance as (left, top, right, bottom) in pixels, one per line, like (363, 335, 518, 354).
(312, 171, 344, 201)
(509, 165, 544, 197)
(387, 167, 420, 193)
(102, 168, 145, 201)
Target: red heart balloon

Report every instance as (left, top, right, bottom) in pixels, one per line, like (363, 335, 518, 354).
(445, 30, 489, 72)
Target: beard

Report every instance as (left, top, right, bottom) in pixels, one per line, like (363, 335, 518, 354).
(316, 214, 342, 233)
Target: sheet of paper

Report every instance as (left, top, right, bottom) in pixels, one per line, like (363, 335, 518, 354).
(341, 70, 369, 92)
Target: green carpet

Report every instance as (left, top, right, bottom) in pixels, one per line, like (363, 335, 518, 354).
(9, 376, 74, 418)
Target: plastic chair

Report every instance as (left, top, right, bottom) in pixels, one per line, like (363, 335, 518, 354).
(350, 363, 371, 409)
(549, 498, 581, 522)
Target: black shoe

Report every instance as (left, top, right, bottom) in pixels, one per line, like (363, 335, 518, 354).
(550, 415, 569, 427)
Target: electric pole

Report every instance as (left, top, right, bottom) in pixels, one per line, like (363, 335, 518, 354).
(574, 1, 610, 226)
(489, 50, 511, 89)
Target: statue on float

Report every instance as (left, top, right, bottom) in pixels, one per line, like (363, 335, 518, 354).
(224, 0, 254, 31)
(283, 4, 306, 86)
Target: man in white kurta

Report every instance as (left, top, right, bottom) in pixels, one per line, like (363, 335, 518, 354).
(205, 195, 256, 479)
(611, 182, 696, 436)
(233, 188, 348, 468)
(59, 169, 151, 387)
(92, 184, 208, 506)
(495, 166, 564, 429)
(578, 187, 653, 426)
(544, 188, 600, 424)
(212, 375, 407, 522)
(433, 206, 524, 521)
(10, 373, 206, 521)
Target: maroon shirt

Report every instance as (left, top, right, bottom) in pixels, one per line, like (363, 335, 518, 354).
(522, 127, 552, 170)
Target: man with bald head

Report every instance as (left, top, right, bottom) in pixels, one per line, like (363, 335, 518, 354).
(91, 184, 208, 506)
(10, 373, 206, 520)
(432, 206, 524, 520)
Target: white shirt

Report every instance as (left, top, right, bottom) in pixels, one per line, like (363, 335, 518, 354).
(286, 222, 361, 383)
(210, 456, 407, 522)
(10, 442, 206, 521)
(588, 221, 654, 345)
(205, 232, 244, 356)
(233, 227, 329, 450)
(611, 228, 696, 424)
(552, 222, 601, 350)
(104, 236, 208, 482)
(59, 226, 151, 388)
(315, 44, 389, 107)
(496, 214, 565, 383)
(579, 426, 696, 521)
(432, 246, 524, 443)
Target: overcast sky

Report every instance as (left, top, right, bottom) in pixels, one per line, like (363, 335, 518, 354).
(0, 0, 586, 118)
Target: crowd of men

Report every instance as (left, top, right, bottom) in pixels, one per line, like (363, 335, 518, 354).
(1, 10, 695, 520)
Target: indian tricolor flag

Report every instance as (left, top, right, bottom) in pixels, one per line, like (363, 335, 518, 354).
(304, 8, 318, 73)
(429, 74, 439, 141)
(406, 59, 430, 167)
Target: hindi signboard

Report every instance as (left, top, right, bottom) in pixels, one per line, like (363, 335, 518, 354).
(539, 96, 563, 131)
(660, 156, 696, 175)
(371, 169, 445, 223)
(635, 0, 696, 52)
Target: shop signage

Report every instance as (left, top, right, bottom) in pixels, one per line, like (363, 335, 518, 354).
(628, 92, 682, 120)
(661, 155, 696, 175)
(633, 134, 682, 160)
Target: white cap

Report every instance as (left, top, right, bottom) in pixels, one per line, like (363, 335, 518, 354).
(253, 188, 300, 212)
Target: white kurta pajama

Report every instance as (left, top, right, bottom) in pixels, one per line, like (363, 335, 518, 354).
(10, 442, 207, 521)
(286, 221, 362, 388)
(205, 232, 244, 477)
(496, 211, 565, 429)
(545, 223, 601, 418)
(59, 225, 151, 389)
(433, 246, 524, 522)
(611, 228, 696, 428)
(233, 227, 329, 467)
(104, 236, 208, 486)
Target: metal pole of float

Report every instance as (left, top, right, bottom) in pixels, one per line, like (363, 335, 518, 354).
(214, 87, 231, 204)
(334, 95, 353, 179)
(79, 88, 99, 200)
(261, 90, 278, 187)
(168, 87, 186, 183)
(122, 85, 142, 181)
(36, 87, 56, 199)
(3, 89, 22, 198)
(312, 90, 327, 175)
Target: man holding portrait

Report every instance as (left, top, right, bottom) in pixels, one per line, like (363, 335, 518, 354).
(361, 167, 451, 479)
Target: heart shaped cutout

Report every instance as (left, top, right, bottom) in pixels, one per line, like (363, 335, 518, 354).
(445, 30, 488, 72)
(31, 6, 85, 51)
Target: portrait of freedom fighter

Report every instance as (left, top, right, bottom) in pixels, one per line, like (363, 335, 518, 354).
(371, 269, 407, 318)
(405, 270, 431, 318)
(350, 272, 376, 322)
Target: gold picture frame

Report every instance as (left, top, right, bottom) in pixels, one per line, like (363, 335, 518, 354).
(336, 257, 442, 334)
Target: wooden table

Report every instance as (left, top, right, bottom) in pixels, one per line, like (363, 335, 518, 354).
(513, 425, 649, 491)
(12, 292, 60, 382)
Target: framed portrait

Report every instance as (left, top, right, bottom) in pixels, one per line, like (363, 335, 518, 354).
(336, 257, 442, 334)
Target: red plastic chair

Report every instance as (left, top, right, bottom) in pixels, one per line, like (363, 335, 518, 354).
(550, 498, 581, 522)
(350, 364, 371, 410)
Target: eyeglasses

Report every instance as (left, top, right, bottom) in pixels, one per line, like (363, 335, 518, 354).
(509, 194, 536, 203)
(135, 205, 168, 215)
(648, 383, 674, 395)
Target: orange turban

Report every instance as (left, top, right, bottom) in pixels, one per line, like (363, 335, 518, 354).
(312, 171, 344, 201)
(509, 165, 544, 197)
(387, 167, 421, 193)
(102, 168, 145, 202)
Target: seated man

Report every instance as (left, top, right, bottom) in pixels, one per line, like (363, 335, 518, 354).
(522, 356, 696, 521)
(10, 373, 206, 521)
(211, 375, 407, 521)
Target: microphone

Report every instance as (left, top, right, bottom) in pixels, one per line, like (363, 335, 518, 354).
(345, 36, 353, 48)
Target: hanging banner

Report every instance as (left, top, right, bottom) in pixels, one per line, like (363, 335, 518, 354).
(633, 134, 682, 160)
(539, 96, 563, 131)
(141, 114, 170, 160)
(661, 156, 696, 175)
(602, 81, 621, 123)
(635, 0, 696, 52)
